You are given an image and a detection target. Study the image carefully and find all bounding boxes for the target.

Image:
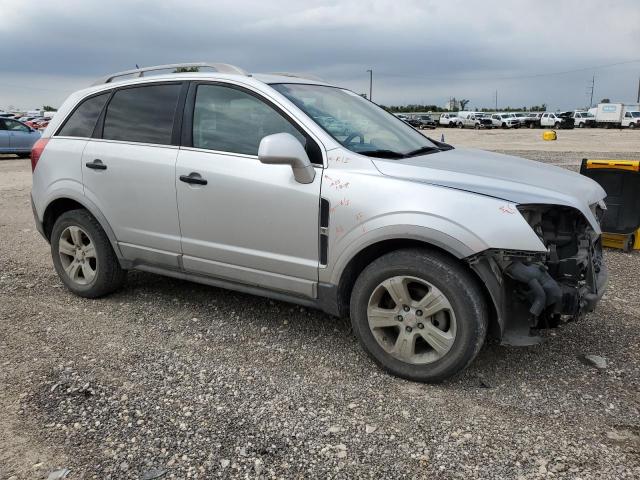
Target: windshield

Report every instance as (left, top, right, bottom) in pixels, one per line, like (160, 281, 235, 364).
(632, 112, 640, 118)
(271, 83, 438, 158)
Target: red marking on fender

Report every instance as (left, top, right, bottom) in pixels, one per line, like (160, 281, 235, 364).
(500, 205, 516, 214)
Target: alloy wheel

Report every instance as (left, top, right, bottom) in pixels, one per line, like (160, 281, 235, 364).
(58, 225, 97, 285)
(367, 275, 457, 364)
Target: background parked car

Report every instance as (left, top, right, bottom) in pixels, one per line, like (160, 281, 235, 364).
(522, 112, 542, 128)
(408, 114, 437, 129)
(490, 113, 521, 129)
(0, 118, 41, 157)
(402, 116, 423, 128)
(572, 111, 596, 128)
(32, 118, 51, 130)
(540, 112, 574, 129)
(438, 112, 460, 127)
(454, 112, 492, 129)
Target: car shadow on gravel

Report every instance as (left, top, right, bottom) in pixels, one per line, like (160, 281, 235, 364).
(114, 270, 637, 395)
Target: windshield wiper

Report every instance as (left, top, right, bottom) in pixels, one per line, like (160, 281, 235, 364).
(404, 145, 441, 157)
(358, 149, 407, 159)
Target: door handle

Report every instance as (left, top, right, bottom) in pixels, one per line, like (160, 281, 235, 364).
(179, 172, 208, 185)
(85, 159, 107, 170)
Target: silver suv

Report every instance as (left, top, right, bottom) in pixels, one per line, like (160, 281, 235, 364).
(31, 63, 608, 382)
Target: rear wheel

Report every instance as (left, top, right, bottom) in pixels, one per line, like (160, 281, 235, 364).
(51, 209, 126, 298)
(349, 249, 488, 383)
(554, 122, 560, 129)
(457, 122, 464, 129)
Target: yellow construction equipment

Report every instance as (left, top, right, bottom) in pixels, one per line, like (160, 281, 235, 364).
(580, 159, 640, 252)
(542, 130, 557, 141)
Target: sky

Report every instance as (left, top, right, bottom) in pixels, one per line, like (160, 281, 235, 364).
(1, 0, 639, 111)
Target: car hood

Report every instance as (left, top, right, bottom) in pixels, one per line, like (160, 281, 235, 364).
(372, 148, 606, 230)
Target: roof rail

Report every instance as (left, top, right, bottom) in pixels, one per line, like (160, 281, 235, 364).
(92, 62, 248, 86)
(264, 72, 325, 83)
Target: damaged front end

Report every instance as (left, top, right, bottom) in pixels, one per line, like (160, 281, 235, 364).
(469, 204, 608, 346)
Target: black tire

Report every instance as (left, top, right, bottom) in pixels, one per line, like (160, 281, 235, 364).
(50, 209, 126, 298)
(554, 122, 560, 129)
(578, 122, 585, 128)
(457, 122, 464, 129)
(528, 122, 535, 129)
(17, 152, 31, 158)
(629, 123, 636, 129)
(349, 248, 488, 383)
(624, 235, 634, 253)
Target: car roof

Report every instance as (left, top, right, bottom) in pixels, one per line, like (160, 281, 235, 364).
(65, 71, 334, 110)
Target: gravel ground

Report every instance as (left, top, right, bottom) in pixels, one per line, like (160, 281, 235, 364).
(1, 137, 639, 479)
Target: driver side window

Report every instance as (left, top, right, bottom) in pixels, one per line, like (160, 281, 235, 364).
(193, 84, 306, 157)
(4, 119, 29, 132)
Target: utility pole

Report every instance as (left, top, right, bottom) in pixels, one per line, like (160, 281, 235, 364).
(495, 90, 498, 111)
(366, 69, 373, 101)
(637, 76, 640, 103)
(588, 75, 595, 108)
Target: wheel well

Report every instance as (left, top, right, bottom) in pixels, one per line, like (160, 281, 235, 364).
(335, 239, 499, 336)
(42, 198, 87, 240)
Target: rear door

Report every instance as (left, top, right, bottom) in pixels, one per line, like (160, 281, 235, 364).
(82, 82, 187, 268)
(175, 82, 323, 296)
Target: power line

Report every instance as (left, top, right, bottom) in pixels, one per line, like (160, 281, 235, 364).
(344, 58, 640, 83)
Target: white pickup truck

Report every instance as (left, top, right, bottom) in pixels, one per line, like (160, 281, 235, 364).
(438, 112, 460, 127)
(456, 111, 493, 129)
(540, 112, 574, 129)
(572, 111, 596, 128)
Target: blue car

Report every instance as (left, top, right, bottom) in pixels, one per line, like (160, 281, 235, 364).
(0, 118, 41, 157)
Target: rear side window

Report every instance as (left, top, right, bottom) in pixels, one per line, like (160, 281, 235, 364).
(58, 92, 109, 137)
(103, 84, 181, 145)
(192, 84, 306, 156)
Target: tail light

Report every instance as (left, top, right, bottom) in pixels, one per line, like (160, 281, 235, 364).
(30, 138, 49, 172)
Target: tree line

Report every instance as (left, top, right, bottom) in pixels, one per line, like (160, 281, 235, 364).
(381, 103, 549, 113)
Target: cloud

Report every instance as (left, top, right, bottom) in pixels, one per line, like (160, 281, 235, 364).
(1, 0, 639, 109)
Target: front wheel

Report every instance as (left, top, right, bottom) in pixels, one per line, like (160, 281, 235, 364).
(554, 122, 560, 129)
(51, 209, 126, 298)
(350, 249, 488, 383)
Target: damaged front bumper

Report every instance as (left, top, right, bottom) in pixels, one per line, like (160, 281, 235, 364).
(468, 205, 608, 346)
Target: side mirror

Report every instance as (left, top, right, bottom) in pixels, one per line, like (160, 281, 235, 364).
(258, 133, 316, 184)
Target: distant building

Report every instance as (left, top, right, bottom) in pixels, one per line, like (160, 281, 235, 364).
(444, 98, 460, 111)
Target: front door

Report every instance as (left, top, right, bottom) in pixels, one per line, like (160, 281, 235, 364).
(0, 120, 9, 150)
(82, 83, 184, 267)
(176, 83, 322, 297)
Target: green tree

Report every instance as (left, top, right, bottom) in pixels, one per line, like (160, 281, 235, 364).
(43, 105, 57, 111)
(459, 99, 470, 110)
